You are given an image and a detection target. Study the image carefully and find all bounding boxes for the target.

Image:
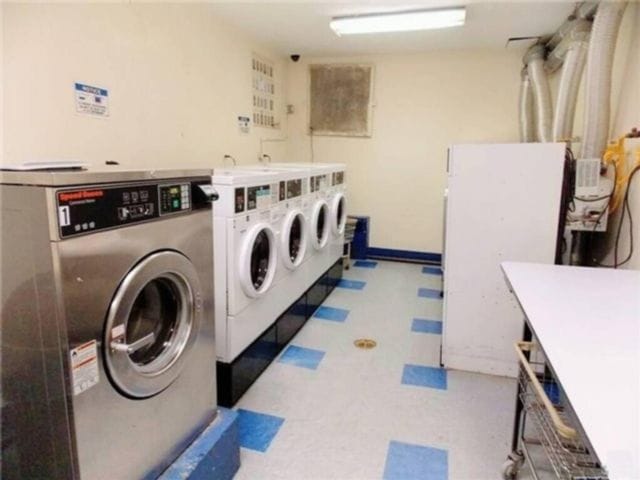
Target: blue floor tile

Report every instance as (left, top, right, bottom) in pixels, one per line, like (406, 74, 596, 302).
(354, 260, 378, 268)
(313, 306, 349, 322)
(383, 440, 448, 480)
(160, 408, 239, 480)
(402, 364, 448, 390)
(337, 279, 366, 290)
(422, 266, 443, 276)
(418, 287, 442, 299)
(411, 318, 443, 335)
(236, 409, 284, 453)
(278, 345, 325, 370)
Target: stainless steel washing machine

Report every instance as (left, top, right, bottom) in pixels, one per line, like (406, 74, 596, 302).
(1, 168, 218, 479)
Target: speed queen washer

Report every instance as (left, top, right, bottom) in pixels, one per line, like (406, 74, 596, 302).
(0, 168, 218, 480)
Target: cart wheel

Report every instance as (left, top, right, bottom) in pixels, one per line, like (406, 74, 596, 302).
(501, 461, 518, 480)
(501, 452, 524, 480)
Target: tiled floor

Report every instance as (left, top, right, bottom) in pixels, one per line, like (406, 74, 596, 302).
(233, 260, 517, 479)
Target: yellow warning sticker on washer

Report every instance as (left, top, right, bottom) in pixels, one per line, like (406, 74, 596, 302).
(70, 340, 99, 396)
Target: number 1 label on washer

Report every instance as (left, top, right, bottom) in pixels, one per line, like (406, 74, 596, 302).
(58, 206, 71, 227)
(70, 340, 100, 396)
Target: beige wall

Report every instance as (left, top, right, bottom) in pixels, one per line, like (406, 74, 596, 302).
(2, 3, 287, 169)
(4, 3, 637, 264)
(285, 50, 523, 253)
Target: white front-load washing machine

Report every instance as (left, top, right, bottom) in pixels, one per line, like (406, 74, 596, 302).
(0, 168, 218, 480)
(325, 164, 348, 271)
(212, 168, 281, 359)
(213, 166, 328, 405)
(250, 162, 347, 312)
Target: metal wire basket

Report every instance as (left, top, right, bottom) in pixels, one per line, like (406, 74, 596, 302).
(344, 217, 357, 243)
(514, 341, 608, 480)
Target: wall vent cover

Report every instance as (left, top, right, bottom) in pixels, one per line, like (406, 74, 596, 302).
(309, 64, 374, 137)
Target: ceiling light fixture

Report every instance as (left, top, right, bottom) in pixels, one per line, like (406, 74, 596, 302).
(330, 7, 466, 36)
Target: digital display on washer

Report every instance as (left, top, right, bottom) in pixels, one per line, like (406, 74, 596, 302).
(332, 172, 344, 185)
(279, 181, 286, 202)
(286, 179, 302, 199)
(159, 183, 191, 215)
(247, 185, 271, 210)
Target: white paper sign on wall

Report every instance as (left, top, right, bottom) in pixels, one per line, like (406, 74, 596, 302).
(75, 83, 109, 117)
(238, 115, 250, 134)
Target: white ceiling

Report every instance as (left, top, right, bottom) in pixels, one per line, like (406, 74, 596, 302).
(209, 1, 578, 57)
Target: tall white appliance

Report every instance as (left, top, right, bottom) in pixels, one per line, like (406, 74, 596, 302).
(441, 143, 565, 378)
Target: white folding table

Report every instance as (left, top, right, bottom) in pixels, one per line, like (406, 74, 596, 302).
(501, 262, 639, 479)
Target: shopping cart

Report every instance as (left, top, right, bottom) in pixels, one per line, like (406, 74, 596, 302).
(502, 341, 608, 480)
(342, 216, 358, 270)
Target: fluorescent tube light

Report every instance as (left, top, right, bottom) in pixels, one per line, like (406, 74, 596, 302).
(330, 8, 466, 35)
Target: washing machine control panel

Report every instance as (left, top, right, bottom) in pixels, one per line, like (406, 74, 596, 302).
(159, 183, 190, 215)
(246, 185, 271, 211)
(56, 180, 208, 238)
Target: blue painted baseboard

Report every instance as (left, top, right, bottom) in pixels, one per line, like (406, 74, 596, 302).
(367, 247, 441, 265)
(160, 408, 240, 480)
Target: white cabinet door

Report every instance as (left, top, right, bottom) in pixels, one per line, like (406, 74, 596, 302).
(442, 143, 565, 377)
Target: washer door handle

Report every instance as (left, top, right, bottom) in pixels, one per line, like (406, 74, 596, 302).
(111, 332, 156, 353)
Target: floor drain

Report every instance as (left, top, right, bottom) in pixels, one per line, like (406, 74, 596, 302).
(354, 338, 377, 350)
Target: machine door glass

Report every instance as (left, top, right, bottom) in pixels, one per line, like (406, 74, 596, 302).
(104, 251, 201, 399)
(289, 215, 302, 262)
(251, 230, 271, 290)
(240, 223, 276, 297)
(126, 278, 180, 366)
(334, 195, 346, 234)
(312, 201, 330, 250)
(317, 206, 326, 241)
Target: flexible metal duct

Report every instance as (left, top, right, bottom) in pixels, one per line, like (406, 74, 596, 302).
(519, 68, 535, 142)
(553, 29, 590, 141)
(545, 19, 591, 73)
(581, 2, 627, 159)
(524, 44, 553, 142)
(576, 2, 599, 20)
(546, 18, 579, 52)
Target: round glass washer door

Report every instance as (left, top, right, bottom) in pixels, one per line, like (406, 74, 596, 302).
(104, 251, 202, 399)
(311, 200, 330, 250)
(281, 209, 307, 270)
(239, 222, 277, 298)
(331, 193, 347, 236)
